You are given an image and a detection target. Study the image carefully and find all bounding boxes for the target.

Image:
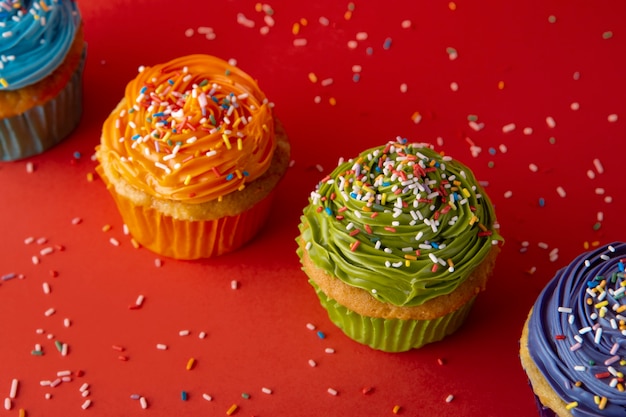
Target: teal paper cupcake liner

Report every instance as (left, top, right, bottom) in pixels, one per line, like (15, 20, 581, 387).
(310, 280, 476, 352)
(0, 48, 86, 161)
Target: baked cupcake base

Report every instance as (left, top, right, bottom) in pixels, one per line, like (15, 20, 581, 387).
(299, 239, 500, 352)
(0, 47, 86, 161)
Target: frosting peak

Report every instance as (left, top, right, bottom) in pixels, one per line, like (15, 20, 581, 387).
(98, 54, 277, 204)
(299, 139, 503, 307)
(0, 0, 81, 90)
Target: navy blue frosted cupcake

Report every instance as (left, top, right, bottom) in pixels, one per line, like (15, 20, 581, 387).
(520, 242, 626, 416)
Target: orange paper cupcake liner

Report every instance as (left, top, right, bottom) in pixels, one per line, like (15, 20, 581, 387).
(102, 184, 274, 260)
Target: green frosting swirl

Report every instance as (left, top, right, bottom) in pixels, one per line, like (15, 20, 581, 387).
(299, 139, 503, 307)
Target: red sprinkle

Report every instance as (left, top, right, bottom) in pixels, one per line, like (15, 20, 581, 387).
(595, 372, 611, 379)
(555, 335, 566, 340)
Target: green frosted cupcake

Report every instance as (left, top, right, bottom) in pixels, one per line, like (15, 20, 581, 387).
(297, 138, 503, 352)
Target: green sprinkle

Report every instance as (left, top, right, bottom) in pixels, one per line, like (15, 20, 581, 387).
(467, 114, 478, 121)
(225, 69, 231, 76)
(488, 161, 495, 168)
(348, 2, 355, 10)
(602, 31, 613, 39)
(55, 340, 63, 352)
(593, 222, 602, 231)
(31, 350, 43, 356)
(548, 15, 557, 23)
(446, 47, 457, 55)
(549, 136, 556, 144)
(242, 392, 251, 399)
(199, 79, 209, 87)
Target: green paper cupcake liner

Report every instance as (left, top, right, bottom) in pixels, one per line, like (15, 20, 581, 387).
(310, 280, 476, 352)
(0, 47, 86, 162)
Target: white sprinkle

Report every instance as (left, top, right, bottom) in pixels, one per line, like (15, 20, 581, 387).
(40, 247, 54, 256)
(450, 81, 459, 91)
(43, 282, 51, 294)
(400, 83, 408, 93)
(81, 399, 91, 410)
(529, 163, 538, 172)
(231, 280, 239, 290)
(538, 242, 549, 249)
(593, 158, 604, 174)
(236, 13, 255, 28)
(123, 224, 129, 235)
(79, 383, 89, 393)
(574, 365, 586, 371)
(556, 186, 566, 198)
(202, 393, 213, 401)
(198, 331, 207, 339)
(9, 379, 18, 399)
(308, 359, 317, 367)
(44, 393, 51, 399)
(262, 387, 273, 394)
(586, 169, 596, 179)
(347, 40, 358, 49)
(327, 388, 338, 396)
(135, 295, 145, 306)
(63, 318, 71, 328)
(306, 323, 316, 330)
(26, 161, 35, 173)
(315, 164, 324, 172)
(4, 397, 10, 410)
(61, 343, 68, 356)
(558, 307, 572, 314)
(401, 19, 412, 29)
(140, 396, 148, 409)
(594, 327, 603, 343)
(71, 217, 82, 225)
(570, 102, 580, 111)
(57, 370, 71, 377)
(325, 348, 335, 354)
(608, 113, 618, 123)
(156, 344, 168, 350)
(184, 28, 194, 37)
(179, 330, 190, 337)
(154, 258, 162, 268)
(24, 236, 35, 244)
(502, 123, 516, 133)
(293, 38, 307, 47)
(445, 394, 455, 403)
(109, 237, 120, 246)
(44, 308, 55, 317)
(504, 190, 513, 199)
(319, 16, 330, 26)
(546, 116, 556, 128)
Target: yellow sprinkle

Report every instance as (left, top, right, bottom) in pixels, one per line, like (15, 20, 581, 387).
(308, 72, 318, 83)
(599, 396, 608, 410)
(226, 404, 238, 415)
(162, 131, 172, 142)
(392, 405, 401, 414)
(300, 17, 308, 26)
(130, 238, 141, 249)
(362, 206, 372, 212)
(498, 80, 505, 90)
(232, 117, 242, 129)
(237, 184, 246, 191)
(448, 2, 456, 10)
(18, 409, 25, 417)
(262, 123, 269, 132)
(478, 223, 488, 232)
(102, 224, 112, 232)
(39, 1, 49, 11)
(86, 172, 94, 182)
(329, 97, 337, 106)
(594, 396, 601, 405)
(184, 175, 191, 185)
(461, 188, 471, 198)
(344, 10, 352, 20)
(405, 260, 410, 267)
(595, 300, 609, 309)
(292, 22, 300, 35)
(618, 383, 624, 392)
(254, 3, 262, 12)
(222, 134, 232, 150)
(620, 360, 626, 366)
(381, 193, 387, 205)
(584, 241, 590, 250)
(469, 215, 478, 226)
(565, 402, 578, 410)
(186, 357, 195, 370)
(235, 170, 243, 179)
(574, 381, 582, 387)
(447, 259, 454, 268)
(237, 138, 243, 151)
(0, 78, 8, 88)
(404, 254, 417, 261)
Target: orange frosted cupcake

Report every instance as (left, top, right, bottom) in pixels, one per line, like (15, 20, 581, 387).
(0, 0, 85, 161)
(96, 55, 290, 259)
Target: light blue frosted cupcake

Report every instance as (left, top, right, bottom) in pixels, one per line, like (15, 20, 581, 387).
(0, 0, 85, 161)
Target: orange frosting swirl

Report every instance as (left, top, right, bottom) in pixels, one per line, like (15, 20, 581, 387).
(99, 54, 276, 204)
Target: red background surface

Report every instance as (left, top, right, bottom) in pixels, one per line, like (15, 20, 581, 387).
(1, 1, 625, 416)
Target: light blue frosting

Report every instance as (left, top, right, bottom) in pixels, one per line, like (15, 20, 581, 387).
(0, 0, 81, 90)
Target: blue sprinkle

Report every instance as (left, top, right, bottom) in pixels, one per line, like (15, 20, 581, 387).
(130, 394, 141, 400)
(73, 151, 82, 159)
(352, 73, 360, 83)
(132, 134, 141, 141)
(211, 96, 219, 103)
(243, 171, 250, 177)
(181, 391, 188, 401)
(538, 197, 545, 207)
(350, 192, 358, 199)
(140, 86, 147, 94)
(226, 173, 234, 181)
(431, 242, 440, 249)
(366, 47, 374, 55)
(324, 207, 333, 216)
(488, 147, 496, 155)
(383, 37, 392, 50)
(168, 79, 175, 85)
(152, 112, 165, 118)
(317, 331, 326, 339)
(618, 262, 625, 272)
(1, 273, 16, 281)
